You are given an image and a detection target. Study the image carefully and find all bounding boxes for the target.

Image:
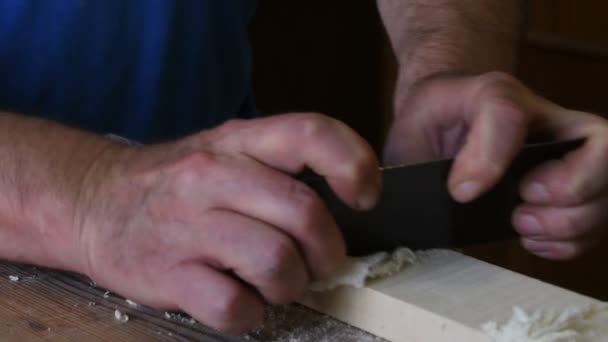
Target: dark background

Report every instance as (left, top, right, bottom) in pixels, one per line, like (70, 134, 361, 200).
(250, 1, 608, 300)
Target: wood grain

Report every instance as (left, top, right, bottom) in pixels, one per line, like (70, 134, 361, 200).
(0, 262, 381, 341)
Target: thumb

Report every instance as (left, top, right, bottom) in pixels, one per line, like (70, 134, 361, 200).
(448, 85, 530, 202)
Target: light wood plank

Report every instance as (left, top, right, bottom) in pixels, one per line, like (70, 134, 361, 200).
(301, 250, 603, 342)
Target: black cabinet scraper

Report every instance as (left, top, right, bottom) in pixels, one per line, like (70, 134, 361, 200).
(301, 138, 585, 256)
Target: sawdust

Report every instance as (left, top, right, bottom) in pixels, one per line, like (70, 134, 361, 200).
(243, 304, 386, 342)
(163, 311, 197, 325)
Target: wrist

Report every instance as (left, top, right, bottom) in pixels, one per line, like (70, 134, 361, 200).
(400, 69, 464, 102)
(0, 114, 138, 275)
(70, 138, 139, 277)
(392, 69, 514, 119)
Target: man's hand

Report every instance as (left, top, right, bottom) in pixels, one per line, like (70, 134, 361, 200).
(76, 113, 380, 332)
(384, 72, 608, 260)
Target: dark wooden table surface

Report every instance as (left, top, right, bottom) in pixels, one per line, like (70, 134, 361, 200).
(0, 239, 606, 341)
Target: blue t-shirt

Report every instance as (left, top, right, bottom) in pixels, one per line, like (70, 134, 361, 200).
(0, 0, 257, 143)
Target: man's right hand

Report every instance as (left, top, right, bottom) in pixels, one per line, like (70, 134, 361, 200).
(74, 113, 381, 332)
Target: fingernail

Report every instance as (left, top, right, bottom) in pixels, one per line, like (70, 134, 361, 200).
(453, 181, 481, 202)
(523, 182, 551, 202)
(358, 181, 381, 210)
(515, 214, 543, 236)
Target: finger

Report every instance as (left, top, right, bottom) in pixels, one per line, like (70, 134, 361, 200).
(204, 162, 346, 281)
(162, 151, 345, 281)
(513, 195, 608, 241)
(191, 210, 310, 304)
(520, 120, 608, 206)
(520, 238, 593, 260)
(206, 113, 381, 210)
(161, 263, 264, 333)
(448, 80, 529, 202)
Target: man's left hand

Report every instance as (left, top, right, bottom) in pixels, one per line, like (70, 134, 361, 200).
(384, 71, 608, 260)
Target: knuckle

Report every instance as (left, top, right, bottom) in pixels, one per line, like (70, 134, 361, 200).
(195, 117, 240, 141)
(473, 94, 528, 137)
(258, 238, 304, 301)
(347, 150, 376, 181)
(297, 113, 336, 140)
(177, 152, 218, 173)
(171, 152, 219, 184)
(213, 287, 251, 324)
(283, 180, 323, 232)
(265, 236, 298, 270)
(477, 71, 520, 90)
(495, 101, 527, 126)
(561, 185, 585, 206)
(292, 189, 324, 238)
(480, 95, 527, 126)
(217, 118, 245, 132)
(474, 72, 526, 110)
(201, 118, 247, 151)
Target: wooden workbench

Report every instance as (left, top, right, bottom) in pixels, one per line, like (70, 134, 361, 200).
(0, 239, 606, 341)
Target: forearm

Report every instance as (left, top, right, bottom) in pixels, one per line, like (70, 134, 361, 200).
(378, 0, 526, 112)
(0, 113, 114, 272)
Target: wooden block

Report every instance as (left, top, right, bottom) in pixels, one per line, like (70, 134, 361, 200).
(300, 250, 603, 342)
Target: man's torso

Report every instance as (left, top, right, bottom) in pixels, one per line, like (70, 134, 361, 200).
(0, 0, 256, 142)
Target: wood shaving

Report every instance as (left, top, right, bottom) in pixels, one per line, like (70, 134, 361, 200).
(244, 304, 385, 342)
(114, 309, 129, 323)
(309, 247, 416, 291)
(483, 304, 608, 342)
